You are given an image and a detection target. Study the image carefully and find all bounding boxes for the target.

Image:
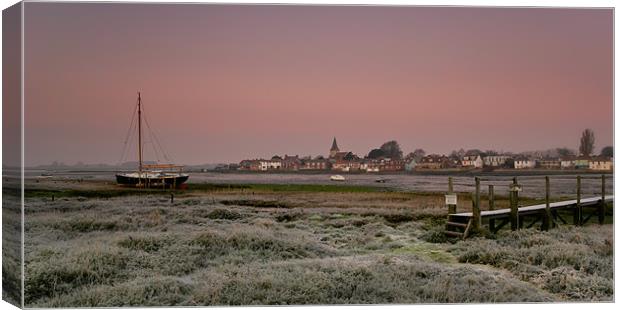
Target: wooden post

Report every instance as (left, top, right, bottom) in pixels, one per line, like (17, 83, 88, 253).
(488, 184, 495, 232)
(170, 193, 174, 204)
(542, 176, 551, 231)
(599, 174, 606, 224)
(51, 195, 55, 202)
(472, 177, 481, 230)
(447, 177, 456, 214)
(510, 177, 519, 231)
(574, 175, 581, 226)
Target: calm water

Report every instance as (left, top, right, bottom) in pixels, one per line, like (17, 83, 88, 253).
(25, 170, 613, 199)
(191, 173, 611, 199)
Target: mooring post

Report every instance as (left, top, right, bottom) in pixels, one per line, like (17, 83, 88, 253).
(447, 177, 456, 215)
(510, 177, 519, 231)
(488, 184, 495, 232)
(472, 177, 481, 230)
(599, 174, 606, 225)
(573, 175, 581, 226)
(170, 193, 174, 204)
(542, 176, 551, 231)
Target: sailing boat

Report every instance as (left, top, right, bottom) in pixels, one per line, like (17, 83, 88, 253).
(116, 92, 189, 187)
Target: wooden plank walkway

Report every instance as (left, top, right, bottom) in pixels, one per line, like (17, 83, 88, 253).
(444, 175, 612, 239)
(445, 195, 613, 239)
(450, 195, 614, 220)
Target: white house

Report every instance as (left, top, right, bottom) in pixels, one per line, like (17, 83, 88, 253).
(514, 158, 536, 169)
(259, 160, 282, 171)
(483, 155, 510, 167)
(560, 157, 576, 169)
(589, 157, 613, 171)
(461, 155, 483, 168)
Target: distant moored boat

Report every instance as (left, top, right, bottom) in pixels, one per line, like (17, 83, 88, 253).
(330, 175, 345, 181)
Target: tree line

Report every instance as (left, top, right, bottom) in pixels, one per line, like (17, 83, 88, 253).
(365, 129, 612, 161)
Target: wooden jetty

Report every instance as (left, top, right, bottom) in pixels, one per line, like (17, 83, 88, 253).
(445, 175, 613, 239)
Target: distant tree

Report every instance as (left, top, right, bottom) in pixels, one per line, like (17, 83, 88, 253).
(343, 152, 357, 161)
(556, 147, 575, 158)
(380, 141, 403, 159)
(465, 149, 482, 156)
(579, 129, 595, 156)
(503, 158, 515, 169)
(448, 149, 466, 159)
(600, 146, 613, 157)
(412, 149, 426, 160)
(368, 148, 385, 159)
(271, 155, 282, 160)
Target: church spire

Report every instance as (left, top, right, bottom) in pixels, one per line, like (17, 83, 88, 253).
(330, 137, 339, 152)
(329, 137, 339, 158)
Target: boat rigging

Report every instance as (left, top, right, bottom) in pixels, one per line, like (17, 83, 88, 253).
(116, 92, 189, 188)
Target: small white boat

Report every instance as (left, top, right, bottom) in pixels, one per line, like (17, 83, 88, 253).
(330, 175, 345, 181)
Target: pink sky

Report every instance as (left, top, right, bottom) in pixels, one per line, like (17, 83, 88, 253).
(23, 3, 612, 166)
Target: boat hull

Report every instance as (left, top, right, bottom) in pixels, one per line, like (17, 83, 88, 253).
(330, 175, 346, 181)
(116, 173, 189, 187)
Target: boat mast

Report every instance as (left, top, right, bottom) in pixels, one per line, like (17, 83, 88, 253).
(138, 92, 143, 174)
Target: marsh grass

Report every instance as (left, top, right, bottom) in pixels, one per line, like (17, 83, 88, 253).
(24, 183, 383, 201)
(450, 226, 613, 301)
(23, 182, 614, 306)
(2, 191, 22, 306)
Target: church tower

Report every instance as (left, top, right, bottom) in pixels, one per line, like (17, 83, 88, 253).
(329, 137, 339, 158)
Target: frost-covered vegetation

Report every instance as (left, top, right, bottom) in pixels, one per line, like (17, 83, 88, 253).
(2, 186, 22, 307)
(23, 181, 613, 306)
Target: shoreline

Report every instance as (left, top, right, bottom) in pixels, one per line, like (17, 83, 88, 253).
(23, 168, 613, 176)
(204, 169, 612, 176)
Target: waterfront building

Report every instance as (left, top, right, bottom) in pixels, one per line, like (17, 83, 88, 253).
(483, 155, 511, 167)
(514, 157, 536, 169)
(538, 158, 561, 169)
(461, 155, 483, 168)
(416, 154, 451, 169)
(589, 156, 613, 171)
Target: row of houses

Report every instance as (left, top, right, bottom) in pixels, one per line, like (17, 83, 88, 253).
(412, 154, 514, 169)
(237, 138, 410, 172)
(413, 154, 613, 171)
(512, 156, 613, 171)
(238, 154, 612, 172)
(235, 138, 613, 172)
(238, 155, 406, 172)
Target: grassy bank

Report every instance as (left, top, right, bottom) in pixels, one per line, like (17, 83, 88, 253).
(22, 182, 614, 306)
(24, 182, 385, 200)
